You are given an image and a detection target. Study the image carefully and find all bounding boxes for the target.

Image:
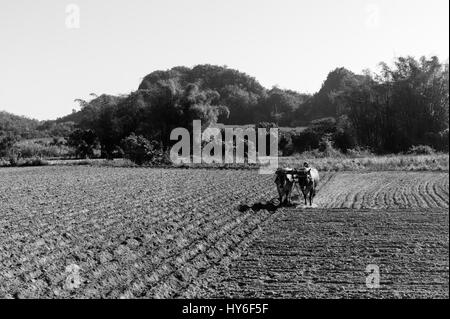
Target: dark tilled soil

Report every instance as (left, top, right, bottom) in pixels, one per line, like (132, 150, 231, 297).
(208, 208, 449, 298)
(0, 167, 448, 298)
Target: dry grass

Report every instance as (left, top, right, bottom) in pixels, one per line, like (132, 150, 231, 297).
(2, 153, 448, 171)
(278, 154, 449, 172)
(14, 139, 72, 158)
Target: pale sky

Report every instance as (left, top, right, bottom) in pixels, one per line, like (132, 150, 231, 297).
(0, 0, 449, 120)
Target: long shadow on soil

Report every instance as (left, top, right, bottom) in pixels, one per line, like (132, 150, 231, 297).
(238, 193, 315, 213)
(238, 198, 286, 213)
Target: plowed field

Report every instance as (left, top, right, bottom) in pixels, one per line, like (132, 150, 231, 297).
(316, 172, 449, 209)
(208, 209, 448, 298)
(0, 167, 448, 298)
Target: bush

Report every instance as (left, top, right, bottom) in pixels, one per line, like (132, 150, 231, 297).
(17, 157, 49, 167)
(0, 150, 48, 167)
(67, 129, 98, 159)
(0, 158, 9, 167)
(121, 134, 169, 165)
(291, 130, 320, 153)
(319, 135, 344, 158)
(278, 131, 294, 156)
(346, 147, 374, 158)
(256, 122, 278, 129)
(14, 140, 72, 158)
(289, 118, 340, 154)
(0, 133, 17, 157)
(439, 129, 449, 152)
(424, 129, 449, 152)
(407, 145, 436, 155)
(7, 151, 20, 167)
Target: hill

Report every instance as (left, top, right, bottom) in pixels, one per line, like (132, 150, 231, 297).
(39, 65, 361, 130)
(300, 68, 369, 121)
(139, 65, 271, 124)
(2, 57, 448, 156)
(0, 111, 43, 138)
(0, 111, 74, 139)
(61, 65, 360, 127)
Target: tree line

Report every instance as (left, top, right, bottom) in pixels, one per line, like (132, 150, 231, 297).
(1, 56, 448, 161)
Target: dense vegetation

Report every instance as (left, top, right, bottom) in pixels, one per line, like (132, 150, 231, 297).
(0, 111, 75, 139)
(343, 57, 449, 153)
(1, 56, 448, 164)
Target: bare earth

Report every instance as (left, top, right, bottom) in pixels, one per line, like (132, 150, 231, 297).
(0, 167, 448, 298)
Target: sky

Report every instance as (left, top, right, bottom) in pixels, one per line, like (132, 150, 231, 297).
(0, 0, 449, 120)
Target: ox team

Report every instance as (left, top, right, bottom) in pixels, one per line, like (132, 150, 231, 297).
(275, 162, 320, 206)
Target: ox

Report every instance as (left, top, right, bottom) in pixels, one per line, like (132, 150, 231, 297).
(296, 166, 320, 206)
(274, 163, 320, 206)
(275, 168, 295, 205)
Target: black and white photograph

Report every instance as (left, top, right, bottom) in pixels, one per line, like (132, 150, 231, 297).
(0, 0, 448, 307)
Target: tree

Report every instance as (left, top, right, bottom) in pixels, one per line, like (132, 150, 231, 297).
(263, 88, 309, 126)
(71, 80, 229, 157)
(342, 56, 449, 153)
(138, 64, 267, 125)
(67, 129, 98, 158)
(0, 132, 17, 157)
(333, 115, 357, 152)
(301, 68, 368, 121)
(121, 134, 167, 165)
(76, 94, 125, 157)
